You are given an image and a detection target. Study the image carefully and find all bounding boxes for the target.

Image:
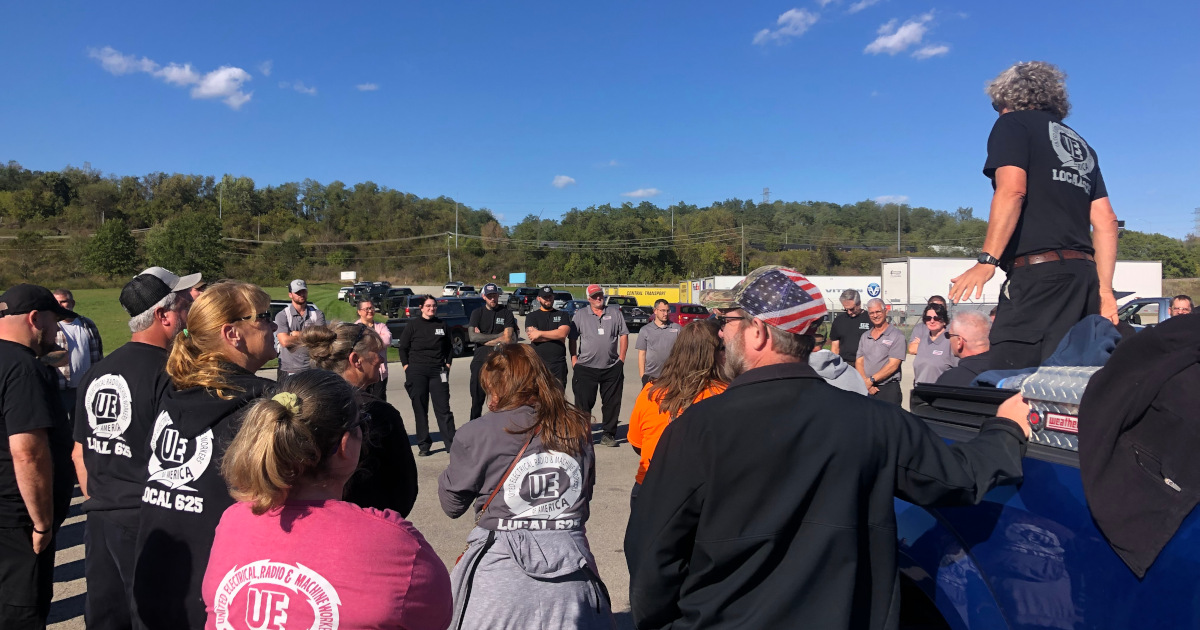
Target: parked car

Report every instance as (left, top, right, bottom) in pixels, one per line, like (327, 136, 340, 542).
(388, 294, 427, 319)
(667, 303, 709, 327)
(605, 296, 649, 332)
(380, 287, 415, 316)
(552, 291, 573, 310)
(366, 284, 392, 309)
(385, 297, 486, 358)
(1117, 297, 1180, 331)
(507, 287, 540, 315)
(456, 285, 477, 297)
(443, 281, 464, 297)
(337, 286, 353, 301)
(900, 379, 1200, 629)
(268, 299, 291, 320)
(561, 300, 588, 319)
(351, 283, 373, 304)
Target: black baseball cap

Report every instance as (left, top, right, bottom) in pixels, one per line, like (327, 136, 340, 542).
(120, 274, 175, 317)
(537, 286, 554, 299)
(0, 284, 80, 320)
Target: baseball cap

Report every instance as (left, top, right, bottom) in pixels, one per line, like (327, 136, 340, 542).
(120, 274, 174, 318)
(0, 284, 80, 320)
(483, 283, 501, 295)
(699, 265, 827, 334)
(141, 266, 202, 292)
(586, 284, 604, 298)
(289, 279, 308, 293)
(537, 286, 554, 299)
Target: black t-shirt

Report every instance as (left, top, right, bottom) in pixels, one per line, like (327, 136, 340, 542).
(0, 339, 74, 526)
(468, 305, 518, 359)
(525, 308, 570, 363)
(396, 316, 451, 367)
(344, 394, 418, 517)
(73, 342, 172, 513)
(829, 311, 872, 366)
(983, 109, 1108, 267)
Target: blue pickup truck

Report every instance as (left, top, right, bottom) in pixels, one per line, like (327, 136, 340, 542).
(898, 383, 1200, 629)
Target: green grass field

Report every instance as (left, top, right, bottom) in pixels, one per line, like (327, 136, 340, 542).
(70, 283, 397, 366)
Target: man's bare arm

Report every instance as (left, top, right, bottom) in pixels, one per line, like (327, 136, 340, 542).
(1090, 197, 1120, 323)
(72, 442, 88, 499)
(11, 431, 54, 553)
(951, 166, 1026, 303)
(873, 358, 903, 383)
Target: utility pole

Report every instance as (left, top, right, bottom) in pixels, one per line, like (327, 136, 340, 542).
(257, 217, 261, 241)
(1194, 207, 1200, 237)
(455, 202, 459, 249)
(897, 205, 901, 253)
(537, 210, 544, 243)
(219, 178, 223, 220)
(447, 234, 453, 281)
(762, 187, 770, 205)
(741, 223, 746, 275)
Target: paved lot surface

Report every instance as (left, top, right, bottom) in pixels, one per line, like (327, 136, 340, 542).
(49, 319, 918, 629)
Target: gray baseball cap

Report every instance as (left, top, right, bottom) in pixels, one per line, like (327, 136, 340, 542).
(289, 279, 308, 293)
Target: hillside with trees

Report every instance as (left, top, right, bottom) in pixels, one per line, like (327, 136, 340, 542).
(2, 161, 1196, 287)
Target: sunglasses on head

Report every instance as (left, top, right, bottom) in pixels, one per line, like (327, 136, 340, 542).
(234, 311, 272, 323)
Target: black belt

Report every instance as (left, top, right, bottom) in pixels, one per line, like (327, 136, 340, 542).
(1009, 249, 1094, 269)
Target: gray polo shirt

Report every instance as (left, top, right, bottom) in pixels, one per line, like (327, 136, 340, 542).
(912, 330, 958, 384)
(571, 306, 628, 369)
(274, 303, 326, 372)
(856, 324, 906, 385)
(635, 321, 681, 378)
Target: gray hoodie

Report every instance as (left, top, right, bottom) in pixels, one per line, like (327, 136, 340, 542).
(809, 350, 869, 395)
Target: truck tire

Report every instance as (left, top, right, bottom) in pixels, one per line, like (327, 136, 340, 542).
(452, 331, 468, 358)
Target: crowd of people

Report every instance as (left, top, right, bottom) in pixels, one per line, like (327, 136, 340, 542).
(0, 59, 1190, 630)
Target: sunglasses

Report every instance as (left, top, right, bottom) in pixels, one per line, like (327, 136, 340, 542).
(714, 315, 747, 327)
(234, 311, 272, 323)
(350, 323, 367, 348)
(923, 316, 944, 322)
(945, 332, 961, 339)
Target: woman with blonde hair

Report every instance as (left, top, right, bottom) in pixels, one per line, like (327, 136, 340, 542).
(132, 281, 278, 629)
(626, 318, 727, 506)
(302, 322, 417, 515)
(438, 344, 613, 629)
(202, 369, 452, 630)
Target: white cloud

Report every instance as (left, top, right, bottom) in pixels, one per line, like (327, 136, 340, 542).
(356, 83, 380, 91)
(622, 188, 662, 198)
(552, 175, 577, 189)
(88, 46, 157, 75)
(874, 195, 909, 204)
(87, 46, 253, 109)
(864, 13, 935, 55)
(816, 0, 838, 6)
(258, 60, 273, 76)
(278, 80, 317, 96)
(912, 44, 949, 59)
(753, 8, 819, 45)
(608, 159, 620, 167)
(847, 0, 882, 13)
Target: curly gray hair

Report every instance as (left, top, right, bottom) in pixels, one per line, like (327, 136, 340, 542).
(985, 61, 1070, 119)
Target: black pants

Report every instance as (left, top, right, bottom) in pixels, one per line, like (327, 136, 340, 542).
(641, 374, 653, 387)
(61, 387, 78, 431)
(871, 380, 902, 406)
(545, 360, 568, 390)
(405, 365, 455, 452)
(990, 258, 1100, 371)
(630, 482, 642, 511)
(469, 351, 492, 420)
(572, 362, 625, 438)
(0, 524, 58, 629)
(85, 509, 140, 630)
(364, 377, 388, 401)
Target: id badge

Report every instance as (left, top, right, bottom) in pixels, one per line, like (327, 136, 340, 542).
(597, 328, 605, 336)
(440, 371, 448, 383)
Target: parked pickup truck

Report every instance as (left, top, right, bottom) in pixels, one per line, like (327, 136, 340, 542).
(605, 296, 649, 332)
(385, 297, 485, 358)
(1116, 297, 1181, 331)
(897, 379, 1200, 629)
(507, 287, 539, 315)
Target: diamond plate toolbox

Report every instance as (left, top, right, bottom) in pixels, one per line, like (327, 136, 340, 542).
(1009, 366, 1101, 452)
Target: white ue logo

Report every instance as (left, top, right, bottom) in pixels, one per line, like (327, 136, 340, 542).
(504, 451, 584, 520)
(213, 560, 342, 630)
(1048, 122, 1095, 178)
(147, 411, 213, 491)
(85, 374, 133, 440)
(245, 588, 288, 630)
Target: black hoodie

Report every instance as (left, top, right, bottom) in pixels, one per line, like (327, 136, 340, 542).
(132, 367, 271, 630)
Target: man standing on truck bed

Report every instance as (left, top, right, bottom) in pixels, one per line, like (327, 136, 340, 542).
(625, 266, 1033, 630)
(571, 283, 628, 447)
(950, 61, 1119, 370)
(467, 283, 517, 420)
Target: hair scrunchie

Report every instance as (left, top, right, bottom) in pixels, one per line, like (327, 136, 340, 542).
(271, 392, 301, 417)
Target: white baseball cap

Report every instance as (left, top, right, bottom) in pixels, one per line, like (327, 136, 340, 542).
(140, 266, 202, 292)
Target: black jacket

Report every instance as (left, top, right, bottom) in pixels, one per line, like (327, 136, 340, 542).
(934, 351, 993, 386)
(396, 316, 451, 367)
(133, 368, 271, 629)
(1079, 311, 1200, 577)
(624, 361, 1027, 630)
(343, 394, 418, 517)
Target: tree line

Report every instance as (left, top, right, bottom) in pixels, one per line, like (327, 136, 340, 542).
(2, 160, 1196, 288)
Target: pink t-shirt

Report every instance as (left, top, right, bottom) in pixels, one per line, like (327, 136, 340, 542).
(203, 500, 451, 630)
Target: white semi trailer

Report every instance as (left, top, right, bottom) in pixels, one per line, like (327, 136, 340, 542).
(681, 274, 883, 312)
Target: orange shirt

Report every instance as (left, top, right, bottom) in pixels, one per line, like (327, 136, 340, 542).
(626, 381, 727, 484)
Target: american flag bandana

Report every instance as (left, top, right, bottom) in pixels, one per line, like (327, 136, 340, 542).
(737, 268, 826, 334)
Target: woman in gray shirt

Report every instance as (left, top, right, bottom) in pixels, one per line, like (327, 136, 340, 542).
(910, 302, 958, 384)
(438, 344, 613, 629)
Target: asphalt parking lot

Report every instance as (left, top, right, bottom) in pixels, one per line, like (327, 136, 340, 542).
(48, 319, 918, 629)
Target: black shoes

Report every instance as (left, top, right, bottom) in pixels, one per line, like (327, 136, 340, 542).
(599, 434, 619, 447)
(417, 449, 432, 457)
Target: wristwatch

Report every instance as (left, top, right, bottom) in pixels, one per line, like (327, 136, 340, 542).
(977, 252, 1000, 266)
(870, 376, 877, 386)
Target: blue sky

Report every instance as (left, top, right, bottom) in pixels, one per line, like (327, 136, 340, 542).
(2, 2, 1197, 237)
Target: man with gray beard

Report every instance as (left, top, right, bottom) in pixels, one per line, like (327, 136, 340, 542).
(625, 266, 1032, 630)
